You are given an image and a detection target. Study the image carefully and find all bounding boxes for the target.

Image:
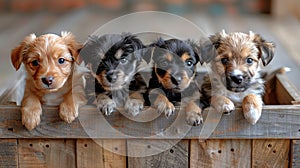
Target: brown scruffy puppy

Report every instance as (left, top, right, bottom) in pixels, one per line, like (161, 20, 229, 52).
(11, 32, 86, 130)
(201, 30, 275, 125)
(146, 38, 211, 126)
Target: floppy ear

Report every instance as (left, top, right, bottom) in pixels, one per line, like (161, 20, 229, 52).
(141, 46, 154, 64)
(61, 31, 82, 64)
(142, 37, 165, 64)
(199, 40, 217, 64)
(251, 32, 275, 66)
(123, 34, 145, 61)
(209, 30, 227, 50)
(11, 33, 36, 70)
(187, 39, 216, 65)
(186, 40, 201, 64)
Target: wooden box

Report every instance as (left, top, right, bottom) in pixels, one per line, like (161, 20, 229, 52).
(0, 73, 299, 167)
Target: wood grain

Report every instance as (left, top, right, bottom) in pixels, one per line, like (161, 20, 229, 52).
(0, 139, 18, 167)
(18, 139, 76, 167)
(102, 140, 127, 168)
(190, 139, 251, 168)
(291, 140, 300, 167)
(252, 140, 290, 168)
(0, 105, 300, 139)
(276, 74, 300, 105)
(76, 139, 126, 168)
(127, 140, 189, 168)
(77, 139, 104, 168)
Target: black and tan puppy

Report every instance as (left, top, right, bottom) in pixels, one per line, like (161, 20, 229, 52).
(201, 30, 275, 124)
(80, 33, 147, 116)
(146, 38, 209, 126)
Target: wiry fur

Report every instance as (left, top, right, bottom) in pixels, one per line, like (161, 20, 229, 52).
(11, 32, 87, 130)
(201, 30, 275, 125)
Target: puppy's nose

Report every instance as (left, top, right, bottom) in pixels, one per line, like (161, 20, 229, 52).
(231, 75, 243, 84)
(42, 76, 54, 86)
(171, 75, 182, 85)
(106, 72, 118, 83)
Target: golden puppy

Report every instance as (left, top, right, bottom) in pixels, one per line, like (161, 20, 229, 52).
(11, 32, 86, 130)
(201, 30, 275, 124)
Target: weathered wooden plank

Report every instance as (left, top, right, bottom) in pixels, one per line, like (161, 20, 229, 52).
(127, 140, 189, 168)
(102, 140, 126, 168)
(291, 140, 300, 167)
(0, 105, 300, 139)
(77, 139, 104, 168)
(252, 140, 290, 168)
(18, 139, 76, 167)
(76, 139, 126, 168)
(0, 139, 18, 168)
(276, 74, 300, 105)
(190, 139, 251, 167)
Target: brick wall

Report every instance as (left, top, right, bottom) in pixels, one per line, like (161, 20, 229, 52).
(0, 0, 271, 14)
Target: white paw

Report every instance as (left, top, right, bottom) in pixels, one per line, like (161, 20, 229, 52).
(186, 111, 203, 126)
(124, 99, 144, 116)
(96, 97, 116, 115)
(243, 104, 261, 125)
(222, 101, 235, 114)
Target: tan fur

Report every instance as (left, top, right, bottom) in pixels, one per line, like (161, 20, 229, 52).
(166, 53, 173, 62)
(155, 56, 196, 92)
(185, 101, 203, 125)
(154, 94, 175, 117)
(11, 32, 86, 130)
(210, 95, 235, 113)
(242, 94, 263, 125)
(181, 52, 190, 62)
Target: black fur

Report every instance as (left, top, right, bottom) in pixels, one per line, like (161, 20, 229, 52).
(80, 33, 148, 115)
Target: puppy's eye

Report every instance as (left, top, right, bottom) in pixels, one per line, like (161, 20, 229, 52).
(31, 60, 39, 67)
(119, 58, 128, 64)
(246, 58, 253, 65)
(221, 58, 228, 65)
(160, 61, 168, 67)
(58, 58, 65, 64)
(185, 60, 193, 67)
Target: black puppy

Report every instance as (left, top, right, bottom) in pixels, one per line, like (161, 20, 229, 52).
(146, 38, 209, 126)
(80, 33, 147, 116)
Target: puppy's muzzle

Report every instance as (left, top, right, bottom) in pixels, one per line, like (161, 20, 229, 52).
(42, 76, 54, 86)
(230, 74, 243, 85)
(171, 73, 182, 86)
(106, 71, 118, 83)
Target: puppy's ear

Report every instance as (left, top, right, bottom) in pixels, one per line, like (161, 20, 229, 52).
(251, 32, 275, 66)
(209, 30, 227, 49)
(186, 40, 201, 64)
(123, 34, 145, 61)
(199, 40, 217, 64)
(11, 33, 36, 70)
(141, 46, 154, 64)
(61, 31, 82, 64)
(188, 39, 216, 65)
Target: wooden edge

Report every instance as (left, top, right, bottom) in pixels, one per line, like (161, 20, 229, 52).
(276, 74, 300, 105)
(291, 140, 300, 167)
(0, 105, 300, 139)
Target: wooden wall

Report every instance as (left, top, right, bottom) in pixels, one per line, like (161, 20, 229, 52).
(1, 139, 298, 167)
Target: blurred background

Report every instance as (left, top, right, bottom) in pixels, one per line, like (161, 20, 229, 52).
(0, 0, 299, 95)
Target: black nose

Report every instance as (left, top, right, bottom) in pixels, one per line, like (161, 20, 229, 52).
(106, 72, 118, 83)
(171, 75, 182, 86)
(230, 75, 243, 84)
(42, 76, 54, 86)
